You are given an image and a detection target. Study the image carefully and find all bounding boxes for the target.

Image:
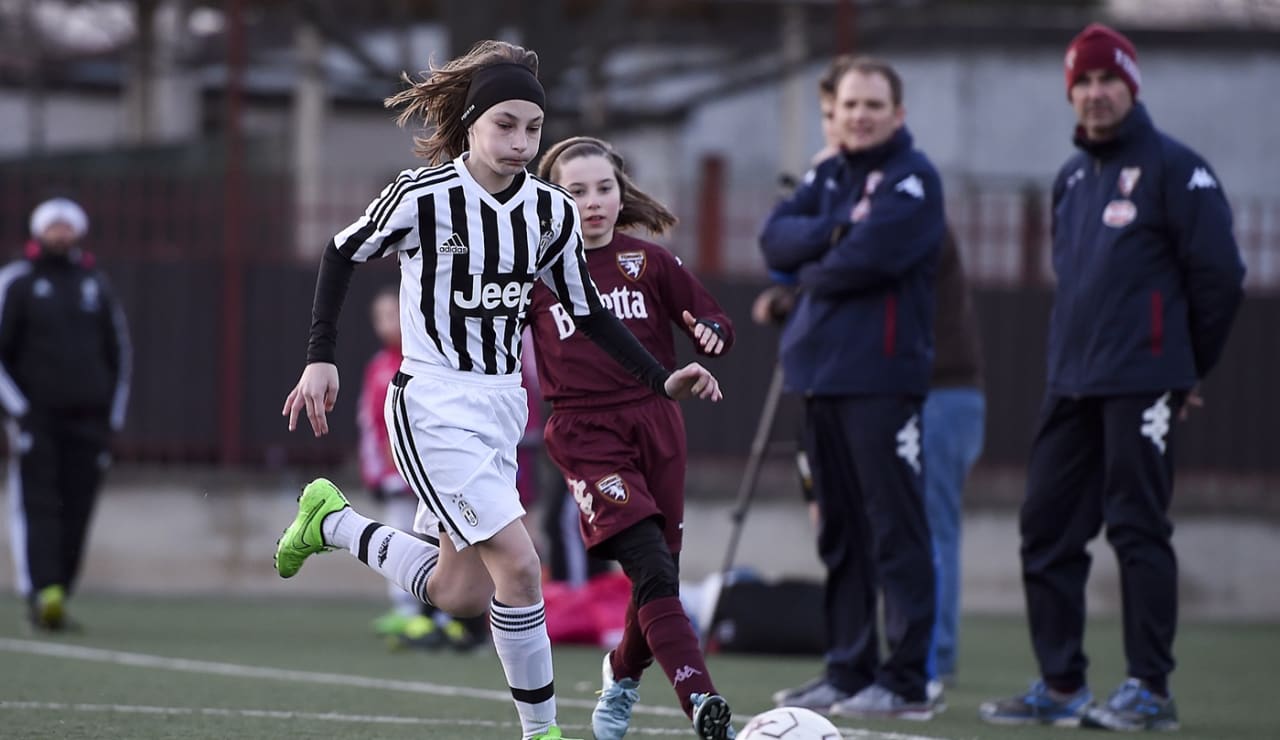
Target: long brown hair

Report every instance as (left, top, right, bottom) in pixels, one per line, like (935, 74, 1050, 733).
(536, 136, 677, 237)
(385, 40, 540, 164)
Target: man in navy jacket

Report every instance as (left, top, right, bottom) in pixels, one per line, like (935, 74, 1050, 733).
(761, 56, 943, 721)
(980, 24, 1245, 733)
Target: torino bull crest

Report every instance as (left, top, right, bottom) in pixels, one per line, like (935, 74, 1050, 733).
(596, 473, 629, 503)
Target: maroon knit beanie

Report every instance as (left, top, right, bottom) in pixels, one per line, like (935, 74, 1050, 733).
(1064, 23, 1140, 100)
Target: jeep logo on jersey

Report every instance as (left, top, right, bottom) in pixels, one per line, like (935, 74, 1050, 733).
(616, 251, 646, 280)
(596, 473, 628, 503)
(453, 273, 535, 317)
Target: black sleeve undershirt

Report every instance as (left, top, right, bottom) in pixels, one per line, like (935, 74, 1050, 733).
(573, 309, 673, 398)
(306, 241, 356, 364)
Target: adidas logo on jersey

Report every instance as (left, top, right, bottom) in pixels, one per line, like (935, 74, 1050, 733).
(438, 233, 468, 254)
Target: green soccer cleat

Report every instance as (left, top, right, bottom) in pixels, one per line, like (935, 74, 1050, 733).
(32, 584, 66, 631)
(372, 610, 414, 637)
(387, 614, 444, 652)
(530, 727, 582, 740)
(274, 478, 350, 578)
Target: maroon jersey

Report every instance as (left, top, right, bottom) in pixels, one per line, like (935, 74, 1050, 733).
(527, 231, 734, 410)
(529, 231, 733, 552)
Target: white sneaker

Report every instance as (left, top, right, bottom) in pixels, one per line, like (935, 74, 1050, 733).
(829, 683, 939, 721)
(772, 676, 851, 710)
(591, 652, 640, 740)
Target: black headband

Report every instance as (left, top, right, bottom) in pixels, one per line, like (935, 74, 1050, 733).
(460, 63, 546, 127)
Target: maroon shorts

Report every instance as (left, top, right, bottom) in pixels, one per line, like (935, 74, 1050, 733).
(543, 396, 686, 554)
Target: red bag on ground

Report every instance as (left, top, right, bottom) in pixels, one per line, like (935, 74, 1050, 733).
(543, 571, 632, 648)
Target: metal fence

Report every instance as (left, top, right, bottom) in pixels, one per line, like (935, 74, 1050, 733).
(2, 166, 1276, 481)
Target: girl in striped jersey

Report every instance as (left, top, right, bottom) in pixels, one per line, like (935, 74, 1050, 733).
(529, 138, 737, 740)
(273, 41, 722, 740)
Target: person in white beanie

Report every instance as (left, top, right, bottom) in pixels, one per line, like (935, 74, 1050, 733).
(0, 197, 131, 632)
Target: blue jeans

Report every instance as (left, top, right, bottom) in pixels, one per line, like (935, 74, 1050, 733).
(923, 387, 985, 679)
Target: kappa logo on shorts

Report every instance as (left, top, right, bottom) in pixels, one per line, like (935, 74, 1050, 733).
(569, 478, 596, 522)
(596, 473, 628, 503)
(455, 497, 479, 527)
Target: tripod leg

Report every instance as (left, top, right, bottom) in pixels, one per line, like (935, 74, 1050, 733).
(698, 362, 786, 646)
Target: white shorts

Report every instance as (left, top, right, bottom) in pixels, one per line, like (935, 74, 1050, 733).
(384, 362, 529, 551)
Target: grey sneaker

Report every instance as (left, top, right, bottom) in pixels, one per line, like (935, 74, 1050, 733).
(772, 676, 851, 710)
(690, 692, 736, 740)
(829, 683, 939, 721)
(591, 652, 640, 740)
(1081, 678, 1179, 732)
(979, 680, 1093, 726)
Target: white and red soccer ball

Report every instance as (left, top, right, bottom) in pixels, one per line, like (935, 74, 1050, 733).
(738, 707, 842, 739)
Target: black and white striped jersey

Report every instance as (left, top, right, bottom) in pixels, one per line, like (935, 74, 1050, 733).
(332, 154, 604, 376)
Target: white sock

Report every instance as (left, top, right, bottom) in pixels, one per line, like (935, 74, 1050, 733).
(490, 598, 556, 739)
(323, 508, 438, 604)
(381, 498, 422, 612)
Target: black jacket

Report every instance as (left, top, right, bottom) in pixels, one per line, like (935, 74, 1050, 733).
(1047, 103, 1245, 395)
(759, 127, 944, 396)
(0, 247, 130, 429)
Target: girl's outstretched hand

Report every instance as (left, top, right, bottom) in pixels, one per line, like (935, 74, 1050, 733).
(664, 362, 722, 402)
(283, 362, 340, 436)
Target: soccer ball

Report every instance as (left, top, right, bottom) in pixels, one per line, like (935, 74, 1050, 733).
(738, 706, 842, 739)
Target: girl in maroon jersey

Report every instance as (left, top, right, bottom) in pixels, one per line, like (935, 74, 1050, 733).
(527, 136, 736, 740)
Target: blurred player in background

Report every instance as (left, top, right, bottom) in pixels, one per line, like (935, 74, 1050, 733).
(1, 197, 130, 632)
(358, 285, 481, 651)
(529, 136, 737, 740)
(980, 23, 1245, 732)
(274, 39, 722, 740)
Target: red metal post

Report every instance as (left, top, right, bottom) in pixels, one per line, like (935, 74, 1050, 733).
(220, 0, 246, 464)
(696, 154, 725, 275)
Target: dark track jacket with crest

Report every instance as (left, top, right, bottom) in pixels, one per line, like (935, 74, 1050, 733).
(759, 127, 943, 397)
(1047, 103, 1245, 396)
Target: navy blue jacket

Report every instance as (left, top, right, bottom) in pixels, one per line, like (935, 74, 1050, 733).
(1047, 104, 1245, 396)
(759, 127, 943, 396)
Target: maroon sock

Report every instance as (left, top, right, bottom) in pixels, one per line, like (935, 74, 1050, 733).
(611, 599, 653, 681)
(638, 596, 717, 718)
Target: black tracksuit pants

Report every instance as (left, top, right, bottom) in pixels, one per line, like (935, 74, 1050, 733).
(1021, 392, 1181, 693)
(8, 410, 110, 599)
(805, 394, 935, 703)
